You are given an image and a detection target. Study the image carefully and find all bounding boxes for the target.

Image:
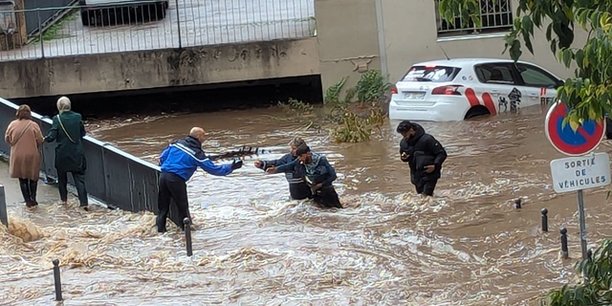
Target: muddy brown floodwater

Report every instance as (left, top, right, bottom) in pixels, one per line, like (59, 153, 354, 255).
(2, 105, 612, 305)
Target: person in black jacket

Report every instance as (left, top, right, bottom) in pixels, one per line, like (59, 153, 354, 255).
(253, 137, 311, 200)
(266, 144, 342, 208)
(397, 120, 447, 197)
(44, 96, 89, 209)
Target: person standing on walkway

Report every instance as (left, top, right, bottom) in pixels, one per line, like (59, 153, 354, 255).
(157, 127, 243, 233)
(44, 96, 89, 209)
(4, 105, 44, 208)
(397, 120, 447, 197)
(253, 137, 311, 200)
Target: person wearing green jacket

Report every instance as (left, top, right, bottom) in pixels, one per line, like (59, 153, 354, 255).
(44, 96, 89, 209)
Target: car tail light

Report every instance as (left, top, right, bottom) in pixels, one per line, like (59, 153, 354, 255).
(431, 85, 463, 95)
(390, 85, 398, 94)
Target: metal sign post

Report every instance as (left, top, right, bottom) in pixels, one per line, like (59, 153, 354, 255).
(576, 190, 587, 259)
(550, 153, 610, 260)
(546, 102, 608, 261)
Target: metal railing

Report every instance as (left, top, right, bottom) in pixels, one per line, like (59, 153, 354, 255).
(24, 0, 77, 36)
(0, 0, 315, 61)
(436, 0, 513, 36)
(0, 97, 182, 226)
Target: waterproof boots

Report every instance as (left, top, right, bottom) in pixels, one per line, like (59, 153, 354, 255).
(18, 178, 38, 208)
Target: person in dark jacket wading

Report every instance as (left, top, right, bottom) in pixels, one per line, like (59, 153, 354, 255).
(44, 96, 89, 209)
(397, 120, 447, 197)
(253, 137, 311, 200)
(267, 144, 342, 208)
(156, 127, 243, 232)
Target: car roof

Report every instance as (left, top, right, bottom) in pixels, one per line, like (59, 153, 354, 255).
(412, 58, 532, 68)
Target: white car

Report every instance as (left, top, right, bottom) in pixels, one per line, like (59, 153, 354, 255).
(388, 58, 564, 121)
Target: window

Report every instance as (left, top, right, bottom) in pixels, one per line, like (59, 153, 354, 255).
(401, 65, 461, 82)
(435, 0, 513, 37)
(474, 63, 517, 85)
(516, 63, 561, 88)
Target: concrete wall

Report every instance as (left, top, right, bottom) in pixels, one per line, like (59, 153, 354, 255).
(315, 0, 588, 93)
(0, 37, 320, 99)
(315, 0, 381, 95)
(378, 0, 588, 82)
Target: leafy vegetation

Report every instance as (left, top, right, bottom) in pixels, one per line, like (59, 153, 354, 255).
(326, 70, 390, 143)
(542, 240, 612, 306)
(439, 0, 611, 127)
(439, 2, 611, 303)
(278, 97, 314, 114)
(32, 10, 78, 42)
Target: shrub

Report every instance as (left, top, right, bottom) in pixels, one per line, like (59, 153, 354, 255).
(327, 70, 391, 143)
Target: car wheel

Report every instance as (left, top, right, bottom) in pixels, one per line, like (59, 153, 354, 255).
(464, 106, 490, 120)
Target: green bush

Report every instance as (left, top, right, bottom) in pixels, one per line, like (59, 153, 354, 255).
(327, 70, 390, 143)
(542, 239, 612, 305)
(356, 70, 391, 103)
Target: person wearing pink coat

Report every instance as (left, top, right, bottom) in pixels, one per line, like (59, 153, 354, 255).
(4, 105, 44, 207)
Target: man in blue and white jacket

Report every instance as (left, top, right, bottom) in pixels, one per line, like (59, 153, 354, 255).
(157, 127, 243, 232)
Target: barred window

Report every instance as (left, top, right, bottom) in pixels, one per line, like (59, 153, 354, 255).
(435, 0, 513, 37)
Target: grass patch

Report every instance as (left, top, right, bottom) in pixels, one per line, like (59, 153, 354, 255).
(32, 9, 78, 42)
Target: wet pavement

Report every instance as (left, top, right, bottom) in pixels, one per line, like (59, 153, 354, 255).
(2, 105, 612, 305)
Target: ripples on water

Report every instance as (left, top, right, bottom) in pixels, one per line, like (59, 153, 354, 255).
(2, 106, 612, 305)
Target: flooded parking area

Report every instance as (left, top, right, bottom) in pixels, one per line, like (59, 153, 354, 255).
(2, 105, 612, 305)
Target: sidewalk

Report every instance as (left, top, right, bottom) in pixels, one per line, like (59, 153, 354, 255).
(0, 161, 58, 209)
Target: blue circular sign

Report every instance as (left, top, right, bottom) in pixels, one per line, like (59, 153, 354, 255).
(545, 102, 606, 156)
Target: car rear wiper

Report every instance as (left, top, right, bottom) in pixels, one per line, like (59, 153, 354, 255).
(415, 77, 433, 82)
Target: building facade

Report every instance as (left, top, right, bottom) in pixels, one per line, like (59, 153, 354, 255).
(315, 0, 587, 91)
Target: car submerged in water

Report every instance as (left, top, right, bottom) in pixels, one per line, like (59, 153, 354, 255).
(388, 58, 564, 122)
(79, 0, 169, 26)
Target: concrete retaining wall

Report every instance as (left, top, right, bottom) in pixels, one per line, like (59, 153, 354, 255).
(0, 37, 320, 99)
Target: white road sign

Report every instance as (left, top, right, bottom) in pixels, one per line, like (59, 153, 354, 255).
(550, 152, 611, 193)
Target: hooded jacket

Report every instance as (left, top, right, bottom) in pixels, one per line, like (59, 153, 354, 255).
(275, 153, 337, 187)
(257, 153, 311, 199)
(159, 136, 233, 181)
(399, 123, 447, 182)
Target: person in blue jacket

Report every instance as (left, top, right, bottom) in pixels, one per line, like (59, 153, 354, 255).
(253, 137, 311, 200)
(157, 127, 243, 232)
(266, 144, 342, 208)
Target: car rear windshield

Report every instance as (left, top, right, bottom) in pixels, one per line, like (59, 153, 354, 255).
(401, 65, 461, 82)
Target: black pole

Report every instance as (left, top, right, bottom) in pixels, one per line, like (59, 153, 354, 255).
(184, 217, 192, 257)
(541, 208, 548, 232)
(560, 227, 569, 259)
(52, 259, 63, 301)
(514, 198, 522, 209)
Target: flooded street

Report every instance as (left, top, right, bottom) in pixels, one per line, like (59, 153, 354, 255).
(2, 105, 612, 305)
